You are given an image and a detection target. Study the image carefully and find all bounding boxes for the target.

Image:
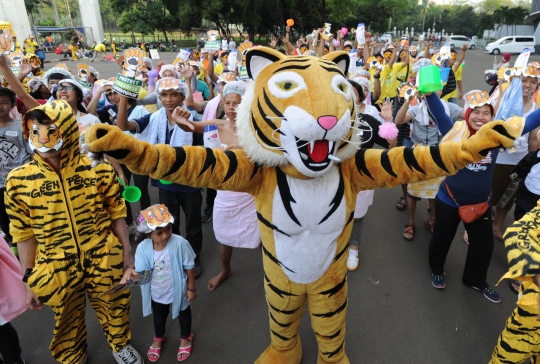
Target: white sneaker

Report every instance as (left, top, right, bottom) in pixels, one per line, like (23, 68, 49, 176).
(347, 248, 359, 271)
(113, 344, 143, 364)
(127, 222, 138, 236)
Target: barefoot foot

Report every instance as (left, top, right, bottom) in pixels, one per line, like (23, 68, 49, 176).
(207, 269, 232, 291)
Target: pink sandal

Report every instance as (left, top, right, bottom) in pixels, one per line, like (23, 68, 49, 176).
(148, 335, 165, 362)
(177, 333, 194, 361)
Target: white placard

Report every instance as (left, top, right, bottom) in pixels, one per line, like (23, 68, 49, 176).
(228, 51, 237, 71)
(149, 49, 160, 59)
(348, 49, 357, 75)
(356, 23, 365, 44)
(514, 48, 532, 69)
(205, 41, 221, 51)
(176, 49, 192, 62)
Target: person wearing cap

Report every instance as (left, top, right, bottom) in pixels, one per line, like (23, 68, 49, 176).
(24, 36, 38, 55)
(172, 81, 258, 291)
(27, 77, 51, 102)
(17, 55, 46, 94)
(424, 89, 540, 303)
(115, 77, 204, 278)
(214, 51, 229, 77)
(441, 45, 468, 104)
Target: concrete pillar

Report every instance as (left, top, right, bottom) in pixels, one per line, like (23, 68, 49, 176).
(78, 0, 104, 45)
(0, 0, 32, 39)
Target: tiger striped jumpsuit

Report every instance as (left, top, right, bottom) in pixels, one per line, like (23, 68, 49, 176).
(5, 101, 131, 363)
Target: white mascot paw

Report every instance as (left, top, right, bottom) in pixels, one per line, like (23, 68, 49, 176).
(81, 144, 105, 167)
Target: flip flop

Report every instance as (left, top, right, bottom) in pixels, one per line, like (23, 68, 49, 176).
(396, 196, 407, 210)
(403, 223, 415, 240)
(177, 333, 194, 361)
(424, 217, 435, 234)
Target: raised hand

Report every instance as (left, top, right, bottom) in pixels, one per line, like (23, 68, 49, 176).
(171, 107, 195, 130)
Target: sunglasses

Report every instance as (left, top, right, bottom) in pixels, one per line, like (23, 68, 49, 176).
(221, 55, 229, 60)
(57, 85, 75, 92)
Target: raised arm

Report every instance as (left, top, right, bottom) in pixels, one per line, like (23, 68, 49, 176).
(0, 55, 40, 109)
(84, 124, 263, 193)
(424, 93, 455, 135)
(453, 44, 468, 72)
(117, 96, 137, 132)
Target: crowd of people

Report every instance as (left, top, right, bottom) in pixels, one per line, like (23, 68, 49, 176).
(1, 25, 540, 364)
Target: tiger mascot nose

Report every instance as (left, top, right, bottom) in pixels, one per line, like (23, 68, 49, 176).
(317, 116, 338, 130)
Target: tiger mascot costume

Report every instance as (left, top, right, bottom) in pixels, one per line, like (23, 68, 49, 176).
(84, 47, 522, 363)
(490, 201, 540, 363)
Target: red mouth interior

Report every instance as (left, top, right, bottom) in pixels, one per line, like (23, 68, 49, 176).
(308, 140, 329, 163)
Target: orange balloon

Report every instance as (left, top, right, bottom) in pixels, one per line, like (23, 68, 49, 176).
(287, 19, 294, 27)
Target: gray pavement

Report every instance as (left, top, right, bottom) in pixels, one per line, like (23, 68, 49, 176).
(11, 49, 540, 363)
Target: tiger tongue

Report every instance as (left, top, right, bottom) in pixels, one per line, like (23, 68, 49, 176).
(307, 140, 329, 163)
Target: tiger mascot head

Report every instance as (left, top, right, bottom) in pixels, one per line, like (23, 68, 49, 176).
(236, 47, 359, 178)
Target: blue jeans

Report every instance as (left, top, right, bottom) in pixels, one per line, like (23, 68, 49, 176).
(447, 97, 458, 104)
(402, 137, 414, 148)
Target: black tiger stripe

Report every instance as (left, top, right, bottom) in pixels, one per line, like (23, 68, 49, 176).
(262, 244, 295, 273)
(320, 65, 343, 74)
(222, 151, 238, 183)
(268, 301, 300, 315)
(197, 148, 217, 178)
(380, 151, 398, 178)
(500, 339, 528, 354)
(272, 64, 311, 73)
(403, 147, 426, 174)
(251, 115, 281, 149)
(163, 147, 187, 177)
(271, 330, 292, 341)
(257, 212, 291, 237)
(281, 58, 311, 64)
(269, 312, 292, 327)
(318, 275, 346, 297)
(319, 167, 344, 224)
(250, 162, 262, 181)
(337, 131, 351, 150)
(262, 88, 284, 119)
(265, 273, 298, 297)
(312, 298, 347, 318)
(316, 328, 342, 339)
(276, 168, 301, 226)
(333, 244, 348, 263)
(429, 145, 450, 173)
(346, 211, 354, 226)
(323, 340, 345, 358)
(355, 149, 374, 179)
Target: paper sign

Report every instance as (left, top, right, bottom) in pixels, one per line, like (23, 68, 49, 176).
(172, 57, 185, 71)
(321, 23, 332, 40)
(514, 48, 532, 69)
(207, 30, 219, 41)
(348, 49, 357, 75)
(99, 269, 153, 297)
(356, 23, 365, 44)
(0, 30, 12, 54)
(77, 63, 92, 89)
(7, 51, 23, 68)
(440, 44, 451, 60)
(205, 41, 221, 51)
(238, 66, 249, 80)
(149, 49, 160, 59)
(112, 73, 143, 99)
(176, 49, 192, 62)
(228, 51, 237, 71)
(122, 48, 145, 78)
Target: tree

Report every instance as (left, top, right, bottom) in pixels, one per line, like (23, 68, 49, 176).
(427, 3, 443, 32)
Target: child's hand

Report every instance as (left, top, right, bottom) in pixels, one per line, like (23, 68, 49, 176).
(187, 289, 197, 302)
(120, 268, 140, 285)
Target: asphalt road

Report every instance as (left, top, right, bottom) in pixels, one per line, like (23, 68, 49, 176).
(11, 48, 540, 364)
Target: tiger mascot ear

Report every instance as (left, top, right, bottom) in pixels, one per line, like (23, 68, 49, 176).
(322, 51, 350, 76)
(246, 47, 285, 80)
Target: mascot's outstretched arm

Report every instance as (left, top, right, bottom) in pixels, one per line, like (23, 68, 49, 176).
(84, 125, 263, 193)
(347, 120, 519, 191)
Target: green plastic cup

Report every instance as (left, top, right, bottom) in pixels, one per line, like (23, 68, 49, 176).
(159, 179, 173, 185)
(122, 186, 142, 203)
(418, 65, 443, 94)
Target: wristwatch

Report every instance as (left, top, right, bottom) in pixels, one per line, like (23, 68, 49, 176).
(22, 267, 33, 283)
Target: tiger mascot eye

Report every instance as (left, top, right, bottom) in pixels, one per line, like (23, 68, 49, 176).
(84, 47, 521, 363)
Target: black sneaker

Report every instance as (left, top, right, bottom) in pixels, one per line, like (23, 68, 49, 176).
(431, 274, 445, 289)
(202, 205, 213, 223)
(471, 285, 502, 303)
(194, 258, 202, 279)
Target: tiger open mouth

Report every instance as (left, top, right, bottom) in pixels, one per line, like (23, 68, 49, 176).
(296, 137, 338, 171)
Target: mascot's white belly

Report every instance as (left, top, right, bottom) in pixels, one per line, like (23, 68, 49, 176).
(272, 167, 346, 284)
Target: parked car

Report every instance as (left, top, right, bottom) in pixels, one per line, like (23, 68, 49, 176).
(447, 35, 477, 50)
(484, 35, 536, 54)
(379, 33, 393, 43)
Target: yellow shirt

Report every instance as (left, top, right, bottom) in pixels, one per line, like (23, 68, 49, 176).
(442, 66, 463, 101)
(14, 41, 21, 52)
(379, 62, 404, 101)
(25, 40, 38, 54)
(94, 44, 106, 52)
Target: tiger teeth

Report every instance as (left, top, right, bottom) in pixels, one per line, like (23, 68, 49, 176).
(328, 155, 341, 162)
(328, 141, 334, 151)
(309, 140, 315, 151)
(300, 152, 309, 160)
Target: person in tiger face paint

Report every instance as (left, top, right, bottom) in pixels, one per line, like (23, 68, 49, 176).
(5, 100, 143, 364)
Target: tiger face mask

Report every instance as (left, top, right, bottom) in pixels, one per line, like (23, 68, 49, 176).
(27, 121, 64, 153)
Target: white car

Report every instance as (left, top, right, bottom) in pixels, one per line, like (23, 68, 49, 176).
(379, 33, 393, 43)
(447, 35, 477, 50)
(484, 36, 536, 54)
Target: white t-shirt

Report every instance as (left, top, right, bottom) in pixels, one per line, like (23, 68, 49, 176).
(151, 246, 174, 304)
(496, 102, 536, 165)
(229, 40, 236, 50)
(78, 112, 100, 152)
(221, 39, 229, 51)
